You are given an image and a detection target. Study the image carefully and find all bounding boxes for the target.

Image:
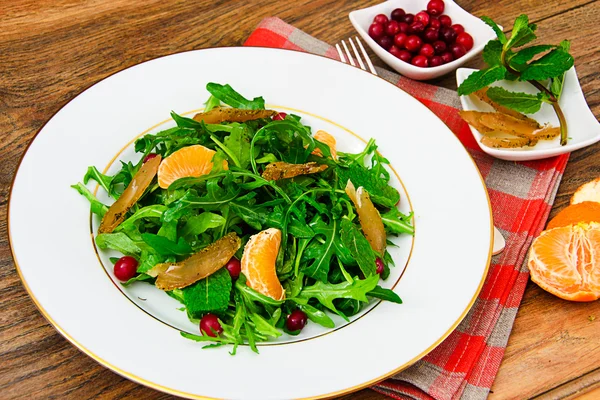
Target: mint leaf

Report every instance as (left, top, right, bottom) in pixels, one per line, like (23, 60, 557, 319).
(486, 87, 543, 114)
(457, 65, 507, 96)
(550, 74, 566, 100)
(520, 49, 574, 80)
(481, 16, 506, 44)
(141, 233, 193, 256)
(302, 219, 338, 282)
(509, 45, 554, 67)
(340, 218, 377, 277)
(298, 275, 380, 314)
(337, 163, 400, 207)
(483, 40, 503, 66)
(182, 268, 232, 318)
(206, 83, 265, 110)
(506, 15, 536, 49)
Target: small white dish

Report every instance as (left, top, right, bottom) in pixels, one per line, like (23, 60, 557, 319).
(349, 0, 497, 80)
(457, 67, 600, 161)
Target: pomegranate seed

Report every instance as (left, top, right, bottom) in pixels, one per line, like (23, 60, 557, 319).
(376, 258, 385, 275)
(396, 49, 412, 63)
(273, 112, 287, 121)
(452, 24, 465, 35)
(404, 35, 423, 52)
(286, 310, 308, 332)
(419, 43, 435, 58)
(451, 43, 467, 59)
(373, 14, 389, 25)
(377, 35, 393, 50)
(391, 8, 406, 21)
(114, 256, 138, 281)
(427, 0, 445, 16)
(430, 55, 444, 67)
(225, 257, 241, 280)
(440, 51, 454, 64)
(415, 11, 430, 27)
(385, 20, 400, 36)
(439, 15, 452, 27)
(411, 55, 429, 68)
(423, 28, 439, 43)
(432, 40, 447, 54)
(456, 32, 474, 51)
(200, 313, 223, 337)
(394, 32, 408, 48)
(368, 23, 385, 40)
(143, 153, 158, 163)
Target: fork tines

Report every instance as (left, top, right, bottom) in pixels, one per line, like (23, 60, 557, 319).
(336, 36, 378, 75)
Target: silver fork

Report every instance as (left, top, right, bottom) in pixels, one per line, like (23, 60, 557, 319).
(335, 37, 506, 255)
(336, 36, 378, 75)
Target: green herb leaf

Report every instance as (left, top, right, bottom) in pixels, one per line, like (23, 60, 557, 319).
(302, 219, 338, 282)
(368, 285, 403, 304)
(298, 304, 335, 328)
(204, 95, 221, 112)
(223, 124, 254, 169)
(340, 218, 376, 277)
(115, 205, 167, 233)
(141, 233, 193, 256)
(381, 208, 414, 235)
(506, 14, 536, 49)
(483, 40, 503, 66)
(248, 313, 281, 338)
(457, 65, 507, 96)
(298, 275, 380, 314)
(121, 273, 153, 287)
(182, 268, 232, 318)
(486, 87, 543, 114)
(481, 16, 507, 44)
(180, 212, 226, 237)
(509, 45, 554, 67)
(96, 232, 142, 256)
(206, 83, 265, 110)
(337, 164, 400, 207)
(520, 49, 574, 81)
(83, 167, 115, 197)
(71, 183, 108, 217)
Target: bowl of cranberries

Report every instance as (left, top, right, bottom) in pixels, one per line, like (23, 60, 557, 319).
(349, 0, 497, 80)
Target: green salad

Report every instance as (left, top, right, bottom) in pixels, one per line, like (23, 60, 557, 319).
(73, 83, 414, 353)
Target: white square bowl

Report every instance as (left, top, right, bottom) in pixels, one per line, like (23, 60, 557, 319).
(456, 67, 600, 161)
(349, 0, 497, 80)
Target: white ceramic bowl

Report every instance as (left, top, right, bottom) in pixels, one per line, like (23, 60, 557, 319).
(457, 67, 600, 161)
(349, 0, 497, 80)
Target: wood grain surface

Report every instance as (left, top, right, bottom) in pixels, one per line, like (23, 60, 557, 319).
(1, 1, 599, 399)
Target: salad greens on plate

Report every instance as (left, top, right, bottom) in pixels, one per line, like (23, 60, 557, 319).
(73, 83, 414, 354)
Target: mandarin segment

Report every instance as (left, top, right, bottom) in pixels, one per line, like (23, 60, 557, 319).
(157, 144, 227, 189)
(240, 228, 285, 301)
(312, 130, 338, 160)
(528, 223, 600, 302)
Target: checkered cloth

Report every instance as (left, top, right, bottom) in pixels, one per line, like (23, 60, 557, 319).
(245, 17, 569, 400)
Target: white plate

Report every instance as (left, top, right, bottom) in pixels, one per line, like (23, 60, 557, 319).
(9, 47, 492, 400)
(457, 67, 600, 161)
(350, 0, 497, 80)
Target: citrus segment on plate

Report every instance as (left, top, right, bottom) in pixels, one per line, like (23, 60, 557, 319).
(312, 130, 338, 159)
(157, 144, 227, 189)
(546, 201, 600, 230)
(529, 222, 600, 302)
(241, 228, 285, 301)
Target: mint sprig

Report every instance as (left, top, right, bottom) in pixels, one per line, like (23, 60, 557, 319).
(458, 14, 573, 145)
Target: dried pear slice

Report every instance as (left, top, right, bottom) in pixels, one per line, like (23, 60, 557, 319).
(459, 110, 495, 133)
(473, 88, 541, 128)
(345, 180, 386, 256)
(480, 133, 536, 149)
(261, 161, 328, 181)
(479, 113, 539, 139)
(193, 107, 277, 124)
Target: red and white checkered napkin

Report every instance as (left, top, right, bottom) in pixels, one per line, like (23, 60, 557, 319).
(245, 17, 570, 400)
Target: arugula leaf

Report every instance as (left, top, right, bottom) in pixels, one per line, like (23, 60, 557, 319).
(235, 277, 284, 307)
(83, 167, 115, 197)
(368, 285, 403, 304)
(115, 205, 166, 233)
(141, 233, 192, 256)
(170, 111, 204, 130)
(204, 95, 221, 112)
(483, 40, 503, 66)
(206, 83, 265, 110)
(509, 45, 554, 67)
(298, 275, 380, 314)
(137, 250, 165, 273)
(381, 208, 414, 235)
(457, 65, 507, 96)
(520, 49, 574, 81)
(182, 268, 232, 318)
(298, 304, 335, 329)
(481, 16, 506, 44)
(121, 273, 153, 287)
(164, 180, 239, 221)
(223, 124, 253, 169)
(340, 218, 377, 277)
(71, 183, 108, 217)
(302, 219, 338, 282)
(486, 87, 544, 114)
(96, 232, 142, 256)
(249, 313, 281, 338)
(180, 212, 226, 237)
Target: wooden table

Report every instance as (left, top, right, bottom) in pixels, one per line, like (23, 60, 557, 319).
(1, 1, 599, 399)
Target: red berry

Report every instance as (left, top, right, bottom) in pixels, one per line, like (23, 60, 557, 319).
(375, 258, 385, 275)
(396, 49, 412, 63)
(451, 43, 467, 59)
(200, 313, 223, 337)
(273, 112, 287, 121)
(113, 256, 138, 281)
(404, 35, 423, 52)
(429, 17, 441, 30)
(393, 32, 408, 48)
(439, 15, 452, 27)
(423, 28, 439, 42)
(452, 24, 465, 35)
(411, 55, 429, 68)
(415, 11, 430, 27)
(368, 23, 385, 40)
(427, 0, 445, 16)
(385, 20, 400, 36)
(397, 22, 410, 34)
(456, 32, 474, 51)
(430, 55, 444, 67)
(374, 14, 389, 25)
(225, 257, 241, 280)
(440, 51, 454, 64)
(286, 310, 308, 332)
(377, 35, 393, 50)
(401, 13, 414, 25)
(439, 25, 457, 43)
(409, 21, 425, 34)
(432, 40, 447, 54)
(420, 43, 435, 57)
(389, 45, 403, 58)
(143, 153, 158, 163)
(391, 8, 406, 22)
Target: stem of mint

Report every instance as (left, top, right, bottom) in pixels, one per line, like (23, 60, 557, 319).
(501, 50, 568, 145)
